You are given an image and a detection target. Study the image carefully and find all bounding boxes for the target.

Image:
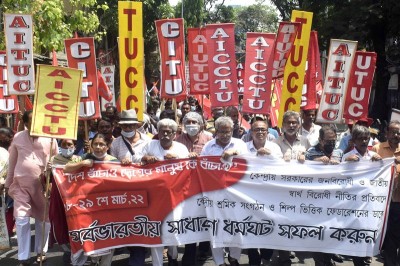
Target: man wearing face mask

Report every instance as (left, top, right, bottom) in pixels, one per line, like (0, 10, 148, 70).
(176, 112, 213, 266)
(305, 124, 343, 164)
(110, 109, 151, 165)
(305, 125, 343, 266)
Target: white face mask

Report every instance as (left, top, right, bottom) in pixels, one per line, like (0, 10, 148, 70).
(60, 147, 75, 158)
(93, 152, 107, 160)
(185, 124, 200, 136)
(121, 130, 135, 138)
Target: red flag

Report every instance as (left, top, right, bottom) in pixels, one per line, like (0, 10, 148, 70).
(98, 70, 113, 102)
(206, 23, 238, 107)
(188, 28, 209, 95)
(52, 49, 58, 66)
(343, 51, 377, 121)
(155, 19, 187, 100)
(242, 33, 276, 114)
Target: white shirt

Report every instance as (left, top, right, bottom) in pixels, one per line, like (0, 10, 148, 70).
(200, 138, 247, 156)
(301, 123, 321, 146)
(110, 132, 151, 163)
(138, 140, 189, 160)
(246, 140, 283, 159)
(342, 147, 377, 162)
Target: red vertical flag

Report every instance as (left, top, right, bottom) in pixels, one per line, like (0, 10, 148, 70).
(155, 18, 187, 101)
(188, 28, 209, 95)
(343, 51, 377, 121)
(206, 23, 238, 107)
(65, 37, 100, 120)
(242, 33, 276, 114)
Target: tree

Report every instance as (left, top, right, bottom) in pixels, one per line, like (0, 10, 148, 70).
(0, 0, 108, 54)
(270, 0, 400, 122)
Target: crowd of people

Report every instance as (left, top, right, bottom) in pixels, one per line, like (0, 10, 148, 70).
(0, 95, 399, 266)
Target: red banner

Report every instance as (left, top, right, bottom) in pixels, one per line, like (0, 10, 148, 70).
(301, 31, 322, 110)
(206, 23, 238, 107)
(155, 18, 187, 100)
(343, 51, 377, 120)
(242, 33, 276, 114)
(271, 22, 299, 79)
(0, 51, 19, 114)
(65, 37, 100, 120)
(237, 62, 244, 95)
(188, 28, 209, 95)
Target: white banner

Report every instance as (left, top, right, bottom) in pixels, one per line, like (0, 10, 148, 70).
(4, 14, 35, 95)
(100, 65, 116, 111)
(55, 157, 393, 257)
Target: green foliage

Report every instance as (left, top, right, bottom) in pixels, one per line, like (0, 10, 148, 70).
(0, 0, 108, 54)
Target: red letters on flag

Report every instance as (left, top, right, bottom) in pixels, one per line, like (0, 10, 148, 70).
(156, 19, 187, 100)
(206, 23, 238, 107)
(343, 51, 377, 121)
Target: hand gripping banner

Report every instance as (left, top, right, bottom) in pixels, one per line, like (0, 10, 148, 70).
(53, 157, 393, 257)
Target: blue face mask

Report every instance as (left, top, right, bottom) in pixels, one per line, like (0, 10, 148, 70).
(60, 147, 75, 158)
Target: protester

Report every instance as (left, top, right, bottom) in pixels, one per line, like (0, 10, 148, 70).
(206, 107, 225, 134)
(274, 110, 310, 163)
(5, 110, 58, 266)
(342, 125, 381, 266)
(176, 112, 213, 266)
(64, 133, 118, 266)
(0, 127, 14, 150)
(372, 120, 400, 266)
(306, 124, 343, 164)
(109, 109, 151, 266)
(226, 106, 245, 139)
(48, 139, 82, 265)
(242, 116, 276, 143)
(200, 116, 247, 266)
(110, 109, 150, 165)
(137, 118, 189, 266)
(246, 119, 282, 159)
(306, 125, 342, 266)
(245, 119, 281, 265)
(300, 108, 321, 146)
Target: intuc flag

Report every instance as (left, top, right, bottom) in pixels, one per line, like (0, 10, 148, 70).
(278, 11, 313, 126)
(156, 18, 187, 101)
(316, 39, 358, 124)
(0, 51, 19, 114)
(188, 28, 209, 95)
(242, 33, 276, 114)
(206, 23, 238, 107)
(118, 1, 144, 120)
(4, 14, 35, 95)
(343, 51, 377, 121)
(30, 65, 83, 139)
(65, 37, 100, 120)
(301, 31, 322, 110)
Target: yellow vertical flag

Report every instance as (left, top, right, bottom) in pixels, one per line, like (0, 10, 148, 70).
(278, 10, 313, 127)
(31, 65, 83, 139)
(118, 1, 144, 121)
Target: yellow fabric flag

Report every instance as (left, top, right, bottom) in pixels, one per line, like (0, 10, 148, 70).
(278, 10, 313, 127)
(31, 65, 83, 139)
(118, 1, 144, 121)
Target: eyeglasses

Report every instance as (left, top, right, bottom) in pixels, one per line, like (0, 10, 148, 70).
(160, 130, 175, 135)
(216, 130, 232, 136)
(252, 128, 268, 133)
(388, 130, 400, 136)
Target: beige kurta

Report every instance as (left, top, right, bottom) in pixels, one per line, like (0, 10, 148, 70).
(5, 130, 58, 220)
